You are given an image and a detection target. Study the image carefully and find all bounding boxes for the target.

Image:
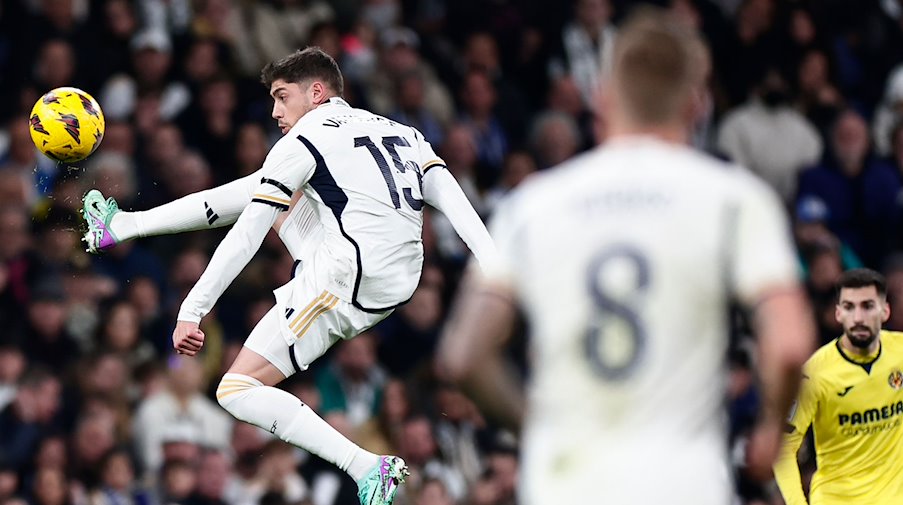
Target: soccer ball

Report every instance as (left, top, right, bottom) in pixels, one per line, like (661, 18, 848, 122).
(29, 87, 105, 163)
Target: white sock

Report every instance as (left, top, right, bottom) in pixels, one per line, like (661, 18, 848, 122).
(216, 373, 379, 482)
(109, 170, 261, 241)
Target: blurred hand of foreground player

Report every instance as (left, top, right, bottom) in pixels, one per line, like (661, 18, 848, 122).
(173, 320, 205, 356)
(745, 418, 783, 481)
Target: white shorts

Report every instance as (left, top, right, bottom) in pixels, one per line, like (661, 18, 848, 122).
(244, 262, 391, 378)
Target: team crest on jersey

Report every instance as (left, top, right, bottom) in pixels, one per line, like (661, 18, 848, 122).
(888, 370, 903, 390)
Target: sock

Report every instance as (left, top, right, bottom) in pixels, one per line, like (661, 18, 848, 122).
(216, 373, 379, 482)
(109, 170, 261, 241)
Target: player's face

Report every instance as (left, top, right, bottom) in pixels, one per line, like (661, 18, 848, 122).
(835, 286, 889, 349)
(269, 79, 318, 134)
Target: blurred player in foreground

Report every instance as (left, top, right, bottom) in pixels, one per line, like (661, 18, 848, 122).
(438, 8, 815, 504)
(774, 268, 903, 504)
(82, 47, 495, 505)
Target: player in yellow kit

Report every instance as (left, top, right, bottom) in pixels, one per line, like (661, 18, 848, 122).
(774, 268, 903, 504)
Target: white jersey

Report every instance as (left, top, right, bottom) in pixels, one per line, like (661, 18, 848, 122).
(177, 97, 494, 331)
(257, 98, 445, 311)
(483, 137, 798, 504)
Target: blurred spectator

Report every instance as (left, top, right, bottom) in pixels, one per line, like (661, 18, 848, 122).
(717, 66, 822, 201)
(238, 441, 307, 505)
(797, 109, 901, 267)
(483, 150, 537, 216)
(162, 150, 214, 199)
(0, 367, 62, 469)
(716, 0, 778, 107)
(528, 110, 582, 170)
(433, 384, 485, 488)
(316, 332, 386, 429)
(376, 266, 445, 376)
(33, 39, 77, 92)
(157, 459, 196, 505)
(547, 0, 616, 108)
(96, 0, 139, 80)
(138, 0, 192, 35)
(132, 355, 231, 478)
(458, 70, 508, 183)
(97, 301, 156, 367)
(71, 412, 118, 486)
(228, 0, 334, 77)
(414, 478, 453, 505)
(355, 378, 410, 456)
(0, 462, 19, 503)
(388, 71, 445, 148)
(31, 205, 81, 275)
(883, 254, 903, 332)
(874, 64, 903, 157)
(546, 76, 595, 151)
(30, 466, 72, 505)
(178, 77, 239, 179)
(367, 27, 454, 128)
(794, 49, 843, 136)
(99, 29, 190, 124)
(181, 38, 227, 95)
(234, 123, 268, 177)
(0, 118, 44, 205)
(23, 276, 80, 371)
(0, 344, 25, 411)
(126, 276, 170, 355)
(98, 121, 136, 157)
(85, 152, 137, 210)
(90, 239, 168, 302)
(187, 449, 232, 505)
(459, 31, 530, 147)
(87, 448, 149, 505)
(0, 206, 32, 333)
(396, 415, 466, 503)
(793, 196, 863, 277)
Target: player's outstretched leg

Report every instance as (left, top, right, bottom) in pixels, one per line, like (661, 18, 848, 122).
(81, 189, 121, 253)
(357, 455, 410, 505)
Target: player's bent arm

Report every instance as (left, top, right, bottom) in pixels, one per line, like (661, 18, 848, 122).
(745, 286, 815, 481)
(422, 167, 497, 268)
(773, 427, 810, 505)
(753, 286, 815, 427)
(177, 200, 282, 323)
(436, 273, 524, 431)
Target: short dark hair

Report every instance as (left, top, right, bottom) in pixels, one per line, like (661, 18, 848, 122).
(260, 46, 344, 95)
(837, 268, 887, 299)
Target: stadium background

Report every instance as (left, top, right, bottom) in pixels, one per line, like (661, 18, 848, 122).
(0, 0, 901, 503)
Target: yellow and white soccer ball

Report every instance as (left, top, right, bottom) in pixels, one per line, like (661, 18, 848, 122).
(29, 87, 105, 163)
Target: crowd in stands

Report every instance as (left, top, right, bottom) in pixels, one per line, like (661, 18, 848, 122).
(3, 0, 903, 504)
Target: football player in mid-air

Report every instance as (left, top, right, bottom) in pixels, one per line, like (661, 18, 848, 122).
(774, 268, 903, 505)
(82, 47, 495, 505)
(438, 9, 815, 504)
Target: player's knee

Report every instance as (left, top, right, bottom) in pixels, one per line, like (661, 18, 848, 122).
(215, 373, 260, 418)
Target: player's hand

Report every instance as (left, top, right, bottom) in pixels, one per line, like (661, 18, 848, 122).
(745, 418, 782, 481)
(172, 320, 205, 356)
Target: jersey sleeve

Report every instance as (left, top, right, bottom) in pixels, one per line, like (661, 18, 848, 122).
(176, 136, 316, 323)
(252, 134, 317, 211)
(730, 177, 799, 306)
(773, 369, 820, 505)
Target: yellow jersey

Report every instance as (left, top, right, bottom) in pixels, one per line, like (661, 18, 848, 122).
(774, 330, 903, 504)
